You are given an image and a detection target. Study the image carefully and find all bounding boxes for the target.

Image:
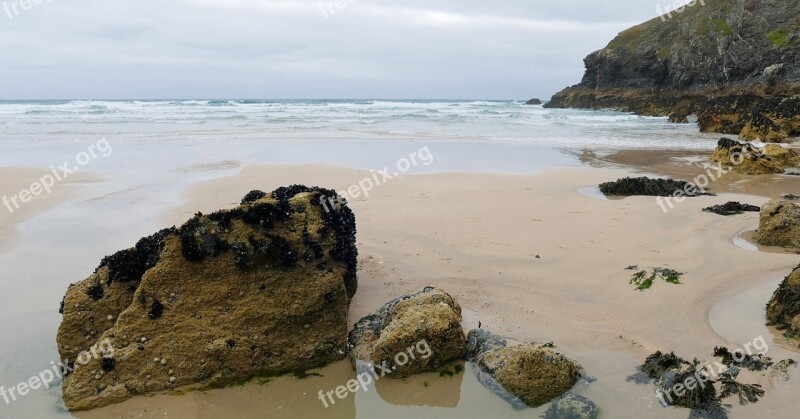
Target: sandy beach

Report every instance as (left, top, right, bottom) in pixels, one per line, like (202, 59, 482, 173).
(34, 159, 792, 419)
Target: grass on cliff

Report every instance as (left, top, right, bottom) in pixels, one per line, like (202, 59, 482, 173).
(766, 28, 790, 47)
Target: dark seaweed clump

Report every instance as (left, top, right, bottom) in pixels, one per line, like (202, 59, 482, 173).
(642, 351, 688, 379)
(86, 284, 104, 301)
(713, 347, 773, 371)
(599, 177, 708, 197)
(659, 360, 722, 413)
(241, 190, 267, 205)
(97, 227, 176, 284)
(718, 367, 764, 406)
(149, 298, 164, 319)
(702, 202, 760, 216)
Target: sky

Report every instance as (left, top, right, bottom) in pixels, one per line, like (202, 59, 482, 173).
(0, 0, 667, 100)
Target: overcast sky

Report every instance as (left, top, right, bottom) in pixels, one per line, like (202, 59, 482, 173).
(0, 0, 664, 100)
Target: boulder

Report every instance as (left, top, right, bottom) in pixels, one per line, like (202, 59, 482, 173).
(598, 177, 705, 197)
(525, 98, 542, 105)
(710, 138, 785, 175)
(739, 111, 790, 143)
(56, 186, 358, 410)
(348, 287, 466, 378)
(767, 265, 800, 335)
(763, 144, 800, 167)
(755, 199, 800, 248)
(465, 329, 582, 408)
(702, 202, 760, 216)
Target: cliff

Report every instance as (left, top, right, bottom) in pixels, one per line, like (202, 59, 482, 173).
(546, 0, 800, 141)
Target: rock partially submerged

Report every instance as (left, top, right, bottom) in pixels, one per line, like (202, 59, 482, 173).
(543, 394, 599, 419)
(767, 264, 800, 336)
(57, 186, 358, 410)
(755, 199, 800, 248)
(710, 138, 784, 175)
(599, 177, 705, 197)
(465, 329, 582, 408)
(525, 98, 542, 105)
(702, 202, 760, 216)
(710, 138, 800, 175)
(348, 287, 466, 378)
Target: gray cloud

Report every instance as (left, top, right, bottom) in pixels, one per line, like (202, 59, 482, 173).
(0, 0, 665, 99)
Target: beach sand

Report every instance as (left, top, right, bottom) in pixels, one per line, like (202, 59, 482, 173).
(62, 162, 800, 419)
(0, 168, 98, 253)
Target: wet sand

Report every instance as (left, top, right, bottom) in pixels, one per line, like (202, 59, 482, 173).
(2, 150, 799, 418)
(71, 162, 800, 419)
(0, 168, 98, 253)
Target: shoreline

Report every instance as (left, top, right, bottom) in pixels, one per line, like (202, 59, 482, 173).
(1, 150, 798, 418)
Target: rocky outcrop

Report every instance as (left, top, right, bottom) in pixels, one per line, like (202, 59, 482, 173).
(709, 138, 794, 174)
(525, 98, 542, 105)
(465, 329, 582, 408)
(56, 186, 358, 410)
(767, 265, 800, 336)
(546, 1, 800, 140)
(703, 202, 760, 216)
(755, 199, 800, 248)
(348, 287, 466, 378)
(598, 177, 706, 197)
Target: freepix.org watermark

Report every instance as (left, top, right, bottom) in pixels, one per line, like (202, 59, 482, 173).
(656, 0, 705, 22)
(317, 339, 433, 408)
(1, 339, 114, 405)
(319, 146, 434, 213)
(3, 0, 53, 19)
(657, 335, 768, 406)
(2, 138, 112, 214)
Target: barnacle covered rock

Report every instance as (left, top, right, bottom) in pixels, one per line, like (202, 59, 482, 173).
(57, 186, 358, 410)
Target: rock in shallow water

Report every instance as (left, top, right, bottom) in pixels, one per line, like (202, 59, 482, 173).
(465, 329, 582, 408)
(543, 393, 599, 419)
(755, 199, 800, 248)
(710, 138, 798, 175)
(349, 287, 466, 378)
(57, 186, 358, 410)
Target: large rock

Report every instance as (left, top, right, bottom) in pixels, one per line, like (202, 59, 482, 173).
(56, 186, 358, 410)
(755, 199, 800, 248)
(710, 138, 787, 175)
(545, 1, 800, 139)
(465, 329, 582, 408)
(348, 287, 466, 378)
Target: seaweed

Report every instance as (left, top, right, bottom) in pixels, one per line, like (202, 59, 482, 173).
(713, 347, 773, 371)
(629, 267, 684, 290)
(599, 177, 709, 197)
(642, 351, 688, 379)
(702, 202, 760, 216)
(718, 367, 764, 406)
(659, 360, 721, 413)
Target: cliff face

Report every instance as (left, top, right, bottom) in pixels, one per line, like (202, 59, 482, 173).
(547, 0, 800, 140)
